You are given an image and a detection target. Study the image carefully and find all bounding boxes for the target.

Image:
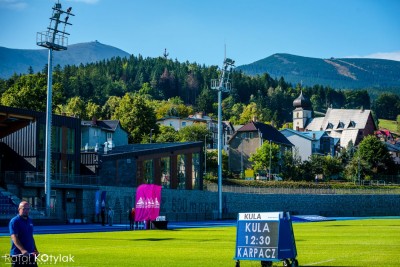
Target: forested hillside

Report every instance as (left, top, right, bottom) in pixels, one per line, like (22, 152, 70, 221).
(1, 55, 400, 132)
(236, 53, 400, 94)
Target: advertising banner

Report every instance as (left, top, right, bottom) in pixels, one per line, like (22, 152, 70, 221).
(135, 184, 162, 221)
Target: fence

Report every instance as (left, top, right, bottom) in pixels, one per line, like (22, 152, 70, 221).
(205, 183, 400, 195)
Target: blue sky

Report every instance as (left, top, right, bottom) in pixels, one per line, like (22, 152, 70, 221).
(1, 0, 399, 66)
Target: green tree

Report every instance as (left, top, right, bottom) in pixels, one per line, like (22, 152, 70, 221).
(343, 155, 371, 182)
(0, 74, 49, 111)
(101, 96, 121, 119)
(113, 93, 158, 143)
(239, 102, 258, 124)
(86, 101, 102, 120)
(155, 125, 179, 143)
(249, 142, 280, 174)
(65, 96, 86, 118)
(281, 149, 302, 180)
(177, 124, 209, 142)
(357, 135, 395, 175)
(373, 93, 400, 120)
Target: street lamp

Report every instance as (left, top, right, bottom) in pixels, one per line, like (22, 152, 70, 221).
(211, 57, 235, 220)
(205, 135, 208, 172)
(350, 146, 361, 185)
(37, 1, 74, 217)
(150, 129, 154, 143)
(269, 140, 272, 181)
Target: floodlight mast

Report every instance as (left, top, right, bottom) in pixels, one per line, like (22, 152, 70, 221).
(211, 57, 235, 220)
(36, 1, 74, 217)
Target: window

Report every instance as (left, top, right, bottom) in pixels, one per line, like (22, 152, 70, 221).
(143, 159, 154, 184)
(182, 121, 187, 127)
(67, 160, 75, 175)
(337, 121, 344, 129)
(177, 155, 186, 189)
(38, 125, 45, 151)
(67, 128, 75, 154)
(192, 153, 200, 190)
(51, 126, 62, 152)
(161, 157, 170, 189)
(107, 132, 113, 141)
(348, 121, 356, 128)
(326, 123, 333, 129)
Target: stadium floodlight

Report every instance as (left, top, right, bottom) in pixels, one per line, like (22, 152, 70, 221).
(36, 1, 74, 217)
(211, 54, 235, 220)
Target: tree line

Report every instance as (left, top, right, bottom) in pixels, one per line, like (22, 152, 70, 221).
(1, 55, 399, 126)
(0, 55, 399, 181)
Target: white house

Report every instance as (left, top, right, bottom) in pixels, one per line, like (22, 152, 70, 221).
(280, 128, 338, 161)
(81, 118, 128, 152)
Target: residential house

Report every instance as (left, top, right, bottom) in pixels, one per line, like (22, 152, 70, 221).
(157, 112, 234, 151)
(228, 121, 293, 174)
(280, 128, 338, 161)
(81, 117, 128, 152)
(385, 142, 400, 165)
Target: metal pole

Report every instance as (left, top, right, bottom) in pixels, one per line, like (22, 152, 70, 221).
(358, 152, 361, 185)
(217, 89, 222, 219)
(269, 140, 272, 181)
(44, 48, 53, 217)
(204, 135, 207, 177)
(240, 140, 243, 178)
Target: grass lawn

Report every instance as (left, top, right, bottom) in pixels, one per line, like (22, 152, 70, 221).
(1, 219, 399, 266)
(379, 119, 398, 134)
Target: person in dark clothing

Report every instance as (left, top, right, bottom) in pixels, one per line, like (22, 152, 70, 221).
(9, 201, 39, 266)
(101, 207, 106, 226)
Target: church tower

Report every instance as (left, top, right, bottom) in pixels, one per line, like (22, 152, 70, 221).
(293, 91, 312, 131)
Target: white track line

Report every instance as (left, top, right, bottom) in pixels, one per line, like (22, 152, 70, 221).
(303, 259, 336, 266)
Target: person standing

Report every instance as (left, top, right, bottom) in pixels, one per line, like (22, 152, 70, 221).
(130, 208, 136, 230)
(108, 207, 114, 226)
(128, 208, 134, 230)
(9, 201, 39, 266)
(101, 206, 106, 226)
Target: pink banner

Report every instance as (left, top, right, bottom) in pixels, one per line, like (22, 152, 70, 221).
(135, 184, 162, 221)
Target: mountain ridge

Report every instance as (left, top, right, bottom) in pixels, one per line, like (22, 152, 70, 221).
(236, 53, 400, 90)
(1, 42, 399, 91)
(0, 41, 130, 78)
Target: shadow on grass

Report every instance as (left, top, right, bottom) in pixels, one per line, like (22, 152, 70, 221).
(135, 237, 176, 241)
(64, 237, 177, 242)
(323, 225, 352, 227)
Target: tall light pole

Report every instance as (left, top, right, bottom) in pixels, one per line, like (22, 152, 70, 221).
(211, 57, 234, 220)
(37, 1, 74, 216)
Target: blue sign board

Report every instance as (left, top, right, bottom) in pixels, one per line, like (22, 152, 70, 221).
(235, 212, 281, 261)
(235, 211, 298, 266)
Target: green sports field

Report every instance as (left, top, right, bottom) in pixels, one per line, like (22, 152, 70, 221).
(1, 218, 399, 266)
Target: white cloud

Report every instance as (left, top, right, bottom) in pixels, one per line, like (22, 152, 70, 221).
(0, 0, 28, 10)
(346, 51, 400, 62)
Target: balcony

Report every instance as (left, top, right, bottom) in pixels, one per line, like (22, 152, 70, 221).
(3, 171, 99, 188)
